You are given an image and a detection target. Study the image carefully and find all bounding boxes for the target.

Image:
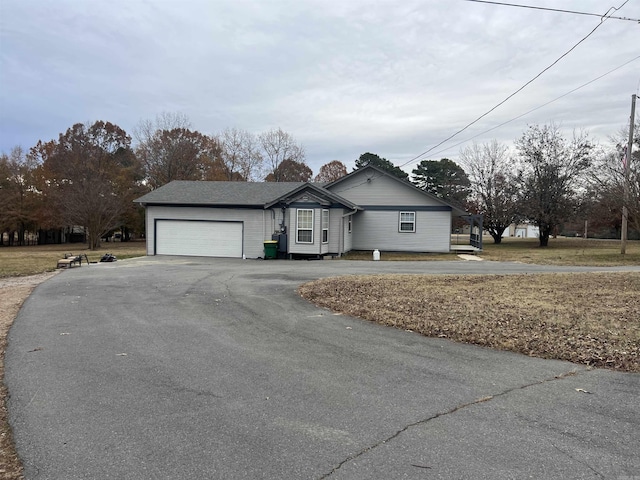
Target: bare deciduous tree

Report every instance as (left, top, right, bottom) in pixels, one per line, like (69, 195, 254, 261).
(460, 140, 520, 244)
(218, 128, 263, 181)
(587, 121, 640, 236)
(259, 128, 305, 182)
(134, 112, 191, 144)
(515, 124, 593, 247)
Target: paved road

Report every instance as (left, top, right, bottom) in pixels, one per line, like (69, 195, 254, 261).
(6, 257, 640, 479)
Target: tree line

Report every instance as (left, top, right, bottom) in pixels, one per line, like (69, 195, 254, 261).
(0, 114, 349, 248)
(1, 113, 638, 249)
(353, 121, 639, 247)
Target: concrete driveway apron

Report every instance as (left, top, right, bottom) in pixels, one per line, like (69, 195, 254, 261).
(6, 257, 640, 479)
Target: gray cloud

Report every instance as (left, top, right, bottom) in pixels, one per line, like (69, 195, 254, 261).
(1, 0, 638, 175)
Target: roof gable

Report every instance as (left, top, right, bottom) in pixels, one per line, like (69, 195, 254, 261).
(264, 182, 359, 209)
(326, 165, 467, 215)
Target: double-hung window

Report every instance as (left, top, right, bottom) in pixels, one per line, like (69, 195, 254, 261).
(297, 209, 313, 243)
(322, 209, 329, 243)
(399, 211, 416, 232)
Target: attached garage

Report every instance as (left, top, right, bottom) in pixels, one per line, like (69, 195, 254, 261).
(155, 220, 243, 258)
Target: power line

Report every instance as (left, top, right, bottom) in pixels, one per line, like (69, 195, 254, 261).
(424, 55, 640, 159)
(463, 0, 640, 23)
(399, 0, 628, 168)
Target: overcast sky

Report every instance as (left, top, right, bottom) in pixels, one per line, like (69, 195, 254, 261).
(1, 0, 639, 176)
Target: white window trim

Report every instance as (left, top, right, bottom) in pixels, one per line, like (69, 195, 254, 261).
(348, 216, 352, 234)
(322, 209, 329, 244)
(399, 211, 416, 233)
(296, 209, 314, 244)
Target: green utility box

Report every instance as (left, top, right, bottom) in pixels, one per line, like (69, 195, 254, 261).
(264, 240, 278, 259)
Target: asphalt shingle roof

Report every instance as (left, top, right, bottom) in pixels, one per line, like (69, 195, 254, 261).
(135, 181, 328, 206)
(134, 171, 466, 215)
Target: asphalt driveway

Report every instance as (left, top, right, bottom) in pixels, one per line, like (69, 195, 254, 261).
(6, 257, 640, 479)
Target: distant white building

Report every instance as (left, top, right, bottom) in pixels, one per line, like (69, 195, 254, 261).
(502, 223, 539, 238)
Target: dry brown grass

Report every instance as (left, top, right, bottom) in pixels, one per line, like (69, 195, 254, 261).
(0, 241, 147, 278)
(299, 272, 640, 372)
(343, 237, 640, 266)
(480, 237, 640, 266)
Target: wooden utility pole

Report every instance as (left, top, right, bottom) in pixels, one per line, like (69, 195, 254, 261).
(621, 93, 636, 254)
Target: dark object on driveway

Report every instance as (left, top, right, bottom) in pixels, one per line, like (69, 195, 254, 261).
(100, 253, 117, 262)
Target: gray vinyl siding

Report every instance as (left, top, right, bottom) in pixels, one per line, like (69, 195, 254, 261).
(328, 168, 456, 253)
(352, 210, 451, 252)
(328, 172, 441, 206)
(145, 205, 267, 258)
(328, 208, 342, 254)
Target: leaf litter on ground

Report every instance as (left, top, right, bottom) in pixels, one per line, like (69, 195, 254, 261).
(298, 272, 640, 372)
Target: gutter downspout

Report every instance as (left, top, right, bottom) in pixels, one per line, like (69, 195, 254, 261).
(342, 208, 358, 218)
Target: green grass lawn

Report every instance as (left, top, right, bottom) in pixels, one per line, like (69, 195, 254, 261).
(0, 241, 147, 278)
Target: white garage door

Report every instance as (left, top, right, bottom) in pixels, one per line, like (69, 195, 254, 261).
(155, 220, 243, 258)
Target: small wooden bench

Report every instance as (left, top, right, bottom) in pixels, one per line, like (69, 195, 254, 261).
(57, 258, 75, 268)
(57, 254, 89, 269)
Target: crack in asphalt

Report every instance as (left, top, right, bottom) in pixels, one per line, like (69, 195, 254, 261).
(221, 273, 235, 298)
(549, 440, 605, 479)
(317, 368, 583, 479)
